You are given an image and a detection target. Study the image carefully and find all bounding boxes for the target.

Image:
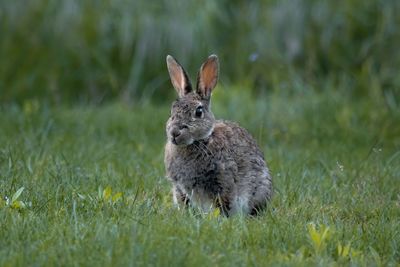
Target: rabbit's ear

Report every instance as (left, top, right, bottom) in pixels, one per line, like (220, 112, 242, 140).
(166, 55, 192, 97)
(196, 55, 219, 99)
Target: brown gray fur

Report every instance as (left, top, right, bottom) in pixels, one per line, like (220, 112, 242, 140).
(164, 54, 272, 216)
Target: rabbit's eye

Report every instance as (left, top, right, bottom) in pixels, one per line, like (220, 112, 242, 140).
(195, 106, 203, 118)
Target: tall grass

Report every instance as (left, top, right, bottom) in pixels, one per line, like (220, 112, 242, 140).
(1, 0, 399, 104)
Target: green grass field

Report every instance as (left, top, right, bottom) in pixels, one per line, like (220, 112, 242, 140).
(1, 89, 399, 266)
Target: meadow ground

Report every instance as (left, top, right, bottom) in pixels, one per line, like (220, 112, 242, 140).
(0, 88, 399, 266)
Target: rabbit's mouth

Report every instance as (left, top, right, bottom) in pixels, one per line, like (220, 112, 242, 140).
(169, 124, 214, 146)
(171, 134, 194, 146)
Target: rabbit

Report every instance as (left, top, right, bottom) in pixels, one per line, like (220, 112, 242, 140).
(164, 54, 272, 216)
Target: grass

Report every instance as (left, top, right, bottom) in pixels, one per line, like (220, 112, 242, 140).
(1, 88, 399, 266)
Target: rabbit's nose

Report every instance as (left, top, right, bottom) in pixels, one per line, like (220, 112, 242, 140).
(171, 128, 181, 138)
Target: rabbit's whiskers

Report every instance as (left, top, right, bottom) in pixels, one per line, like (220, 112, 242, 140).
(192, 141, 209, 158)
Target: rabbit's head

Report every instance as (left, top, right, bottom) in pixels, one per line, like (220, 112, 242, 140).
(166, 55, 219, 146)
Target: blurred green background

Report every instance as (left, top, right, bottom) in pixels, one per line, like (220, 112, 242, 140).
(1, 0, 399, 105)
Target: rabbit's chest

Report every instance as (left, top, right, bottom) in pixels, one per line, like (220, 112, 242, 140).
(169, 153, 222, 193)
